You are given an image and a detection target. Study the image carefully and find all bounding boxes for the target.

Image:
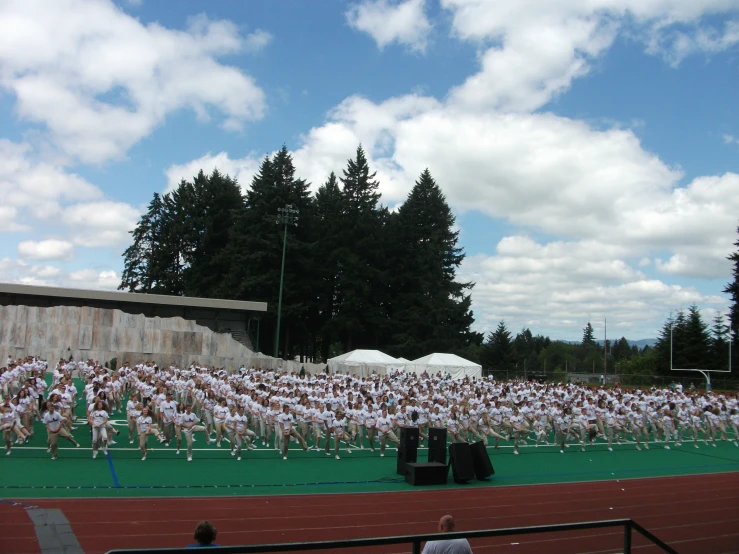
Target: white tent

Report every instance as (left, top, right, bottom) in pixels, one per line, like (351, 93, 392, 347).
(327, 349, 404, 377)
(409, 353, 482, 380)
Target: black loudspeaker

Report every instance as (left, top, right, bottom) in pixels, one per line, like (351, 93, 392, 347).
(396, 427, 419, 475)
(400, 426, 419, 449)
(469, 441, 495, 480)
(428, 428, 447, 464)
(405, 462, 448, 486)
(448, 442, 475, 483)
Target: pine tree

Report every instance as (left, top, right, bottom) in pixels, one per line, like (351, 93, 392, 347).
(332, 145, 389, 351)
(386, 168, 476, 358)
(218, 148, 314, 358)
(119, 192, 186, 295)
(119, 193, 163, 293)
(682, 305, 711, 368)
(182, 169, 245, 298)
(724, 225, 739, 357)
(313, 172, 344, 360)
(709, 313, 730, 371)
(481, 321, 514, 371)
(582, 323, 596, 348)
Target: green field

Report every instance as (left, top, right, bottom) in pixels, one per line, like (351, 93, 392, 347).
(2, 380, 738, 499)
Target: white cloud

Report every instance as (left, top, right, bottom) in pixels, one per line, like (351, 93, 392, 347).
(68, 268, 120, 290)
(461, 237, 728, 339)
(243, 29, 273, 52)
(0, 140, 141, 248)
(0, 139, 102, 220)
(0, 258, 119, 290)
(645, 19, 739, 66)
(17, 240, 75, 262)
(30, 265, 62, 278)
(0, 0, 267, 163)
(441, 0, 739, 112)
(165, 151, 263, 194)
(724, 134, 739, 144)
(346, 0, 432, 53)
(63, 201, 141, 247)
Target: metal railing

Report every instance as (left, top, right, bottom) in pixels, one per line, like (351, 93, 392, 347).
(106, 518, 678, 554)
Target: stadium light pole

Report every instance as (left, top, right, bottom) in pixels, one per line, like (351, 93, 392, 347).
(274, 204, 299, 358)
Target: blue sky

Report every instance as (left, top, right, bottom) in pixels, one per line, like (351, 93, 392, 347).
(1, 0, 738, 341)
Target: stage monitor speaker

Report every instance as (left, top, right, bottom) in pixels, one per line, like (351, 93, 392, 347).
(405, 462, 448, 486)
(469, 440, 495, 480)
(428, 428, 447, 464)
(399, 427, 419, 450)
(448, 442, 475, 483)
(396, 427, 419, 475)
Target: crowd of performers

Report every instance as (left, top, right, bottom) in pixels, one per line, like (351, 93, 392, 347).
(2, 357, 739, 462)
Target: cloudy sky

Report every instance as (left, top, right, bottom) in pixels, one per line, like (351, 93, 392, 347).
(1, 0, 738, 341)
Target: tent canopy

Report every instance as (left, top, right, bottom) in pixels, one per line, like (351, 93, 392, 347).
(327, 349, 402, 377)
(408, 352, 482, 379)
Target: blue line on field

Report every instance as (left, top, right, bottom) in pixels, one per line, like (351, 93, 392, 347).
(106, 451, 121, 488)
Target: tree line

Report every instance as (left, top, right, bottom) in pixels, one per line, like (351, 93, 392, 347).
(479, 305, 736, 381)
(120, 144, 739, 377)
(120, 145, 480, 362)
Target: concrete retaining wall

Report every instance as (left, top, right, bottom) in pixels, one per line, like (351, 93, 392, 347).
(0, 304, 259, 369)
(0, 304, 327, 373)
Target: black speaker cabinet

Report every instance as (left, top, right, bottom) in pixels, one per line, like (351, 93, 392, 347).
(396, 427, 419, 475)
(448, 442, 475, 483)
(469, 440, 495, 480)
(400, 426, 419, 449)
(428, 427, 447, 464)
(405, 462, 448, 486)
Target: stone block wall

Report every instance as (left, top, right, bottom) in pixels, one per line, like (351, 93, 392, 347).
(0, 304, 263, 370)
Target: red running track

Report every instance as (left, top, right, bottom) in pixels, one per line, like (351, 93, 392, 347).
(4, 473, 739, 554)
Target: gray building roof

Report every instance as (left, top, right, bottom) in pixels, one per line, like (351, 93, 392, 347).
(0, 283, 267, 313)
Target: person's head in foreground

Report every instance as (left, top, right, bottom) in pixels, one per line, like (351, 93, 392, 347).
(422, 515, 473, 554)
(193, 520, 218, 546)
(439, 515, 456, 532)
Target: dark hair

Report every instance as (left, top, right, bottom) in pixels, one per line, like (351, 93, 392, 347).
(193, 521, 217, 545)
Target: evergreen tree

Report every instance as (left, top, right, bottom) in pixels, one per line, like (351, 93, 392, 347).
(182, 170, 245, 298)
(119, 192, 186, 295)
(582, 323, 596, 348)
(219, 148, 314, 357)
(313, 172, 344, 360)
(682, 305, 711, 368)
(386, 169, 477, 359)
(724, 225, 739, 356)
(119, 193, 164, 293)
(481, 321, 514, 371)
(332, 145, 389, 351)
(709, 313, 730, 371)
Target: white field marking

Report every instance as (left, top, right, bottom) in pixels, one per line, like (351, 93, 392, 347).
(8, 439, 710, 453)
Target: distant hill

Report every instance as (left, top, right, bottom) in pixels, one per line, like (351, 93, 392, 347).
(560, 338, 657, 348)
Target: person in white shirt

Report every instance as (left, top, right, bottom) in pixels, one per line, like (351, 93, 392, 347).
(42, 402, 79, 459)
(159, 392, 178, 446)
(179, 405, 212, 461)
(126, 393, 141, 444)
(278, 404, 308, 460)
(329, 410, 352, 460)
(319, 403, 336, 455)
(213, 398, 230, 448)
(363, 402, 378, 452)
(422, 515, 473, 554)
(136, 406, 164, 461)
(89, 400, 109, 459)
(375, 408, 399, 457)
(509, 407, 525, 455)
(227, 406, 256, 460)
